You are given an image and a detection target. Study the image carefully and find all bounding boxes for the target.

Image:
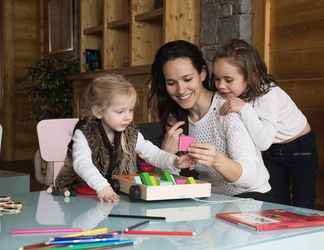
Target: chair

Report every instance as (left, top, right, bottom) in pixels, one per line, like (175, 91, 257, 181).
(35, 118, 78, 225)
(35, 118, 79, 186)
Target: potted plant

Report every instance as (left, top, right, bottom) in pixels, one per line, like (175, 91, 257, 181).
(26, 55, 79, 121)
(24, 55, 79, 186)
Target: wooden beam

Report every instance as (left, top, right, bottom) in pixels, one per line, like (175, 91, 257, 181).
(252, 0, 271, 67)
(2, 0, 15, 160)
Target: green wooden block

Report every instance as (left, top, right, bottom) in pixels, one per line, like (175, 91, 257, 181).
(140, 172, 153, 186)
(160, 170, 173, 182)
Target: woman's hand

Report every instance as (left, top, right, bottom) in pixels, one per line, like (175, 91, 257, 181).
(188, 143, 242, 182)
(97, 184, 119, 203)
(161, 121, 185, 153)
(219, 97, 246, 115)
(187, 143, 226, 169)
(174, 154, 195, 169)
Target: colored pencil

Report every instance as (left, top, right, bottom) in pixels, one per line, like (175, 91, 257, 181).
(52, 233, 119, 242)
(108, 214, 165, 220)
(47, 237, 121, 245)
(18, 242, 51, 250)
(124, 220, 150, 232)
(19, 242, 62, 250)
(64, 227, 109, 237)
(10, 227, 82, 235)
(45, 240, 135, 250)
(124, 230, 195, 236)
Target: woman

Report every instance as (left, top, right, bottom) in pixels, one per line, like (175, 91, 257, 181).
(149, 40, 271, 200)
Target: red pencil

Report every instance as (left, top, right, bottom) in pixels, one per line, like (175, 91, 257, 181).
(124, 230, 195, 236)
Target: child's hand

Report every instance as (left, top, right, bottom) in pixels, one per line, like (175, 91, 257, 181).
(161, 121, 185, 153)
(174, 154, 195, 169)
(219, 97, 246, 115)
(97, 185, 119, 203)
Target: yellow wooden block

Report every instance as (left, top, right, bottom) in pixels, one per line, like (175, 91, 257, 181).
(149, 175, 158, 186)
(187, 177, 196, 184)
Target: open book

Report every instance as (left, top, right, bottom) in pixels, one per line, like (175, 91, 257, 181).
(216, 209, 324, 231)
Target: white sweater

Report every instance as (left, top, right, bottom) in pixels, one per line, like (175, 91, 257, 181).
(239, 86, 307, 151)
(72, 129, 178, 193)
(189, 93, 270, 195)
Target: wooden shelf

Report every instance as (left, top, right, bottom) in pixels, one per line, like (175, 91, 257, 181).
(135, 8, 163, 22)
(83, 25, 103, 36)
(80, 0, 200, 71)
(107, 19, 130, 29)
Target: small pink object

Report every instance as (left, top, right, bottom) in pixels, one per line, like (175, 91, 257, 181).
(10, 227, 82, 235)
(175, 178, 187, 184)
(179, 135, 195, 152)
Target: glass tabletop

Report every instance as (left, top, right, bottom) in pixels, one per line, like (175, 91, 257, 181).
(1, 192, 324, 250)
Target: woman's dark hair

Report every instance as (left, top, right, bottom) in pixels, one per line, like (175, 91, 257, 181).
(212, 39, 276, 102)
(148, 40, 213, 134)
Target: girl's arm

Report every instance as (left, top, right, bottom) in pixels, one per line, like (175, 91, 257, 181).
(72, 129, 110, 192)
(135, 132, 180, 173)
(239, 92, 278, 151)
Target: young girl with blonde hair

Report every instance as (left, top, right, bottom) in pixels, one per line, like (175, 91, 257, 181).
(55, 74, 192, 202)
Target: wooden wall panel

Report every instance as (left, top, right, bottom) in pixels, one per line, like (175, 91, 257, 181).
(278, 79, 324, 109)
(270, 49, 324, 79)
(253, 0, 324, 208)
(13, 1, 41, 160)
(1, 0, 42, 160)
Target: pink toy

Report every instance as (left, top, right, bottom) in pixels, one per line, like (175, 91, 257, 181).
(179, 135, 195, 152)
(175, 178, 187, 184)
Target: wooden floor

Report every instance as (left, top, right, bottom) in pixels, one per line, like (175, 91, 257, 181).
(0, 160, 46, 192)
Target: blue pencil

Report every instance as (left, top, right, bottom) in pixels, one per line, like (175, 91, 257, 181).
(124, 220, 150, 232)
(51, 233, 119, 242)
(47, 237, 121, 245)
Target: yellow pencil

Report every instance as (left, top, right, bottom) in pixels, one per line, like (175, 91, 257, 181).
(64, 227, 109, 237)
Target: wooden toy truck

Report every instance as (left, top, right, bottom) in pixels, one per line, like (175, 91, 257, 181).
(111, 174, 211, 201)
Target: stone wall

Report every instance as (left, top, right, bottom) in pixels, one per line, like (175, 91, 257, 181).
(200, 0, 252, 63)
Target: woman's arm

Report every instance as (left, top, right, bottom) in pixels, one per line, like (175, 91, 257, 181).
(224, 113, 265, 188)
(188, 113, 265, 188)
(188, 142, 242, 182)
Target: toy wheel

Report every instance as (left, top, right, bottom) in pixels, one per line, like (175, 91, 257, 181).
(110, 179, 120, 194)
(129, 185, 141, 201)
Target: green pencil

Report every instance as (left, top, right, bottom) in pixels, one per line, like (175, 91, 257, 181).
(42, 240, 134, 250)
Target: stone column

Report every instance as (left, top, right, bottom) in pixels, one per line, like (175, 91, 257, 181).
(200, 0, 252, 64)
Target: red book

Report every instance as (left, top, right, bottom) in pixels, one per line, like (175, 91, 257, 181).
(216, 209, 324, 231)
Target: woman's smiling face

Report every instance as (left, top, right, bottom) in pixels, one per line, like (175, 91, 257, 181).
(163, 57, 206, 110)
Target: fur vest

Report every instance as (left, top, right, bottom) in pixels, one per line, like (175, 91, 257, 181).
(55, 118, 138, 192)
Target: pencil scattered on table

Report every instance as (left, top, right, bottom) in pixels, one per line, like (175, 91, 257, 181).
(108, 213, 166, 220)
(124, 220, 150, 232)
(46, 240, 135, 250)
(10, 227, 83, 235)
(18, 220, 193, 250)
(64, 227, 109, 237)
(124, 230, 195, 236)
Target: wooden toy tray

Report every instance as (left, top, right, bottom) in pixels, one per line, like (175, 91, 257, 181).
(113, 175, 211, 201)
